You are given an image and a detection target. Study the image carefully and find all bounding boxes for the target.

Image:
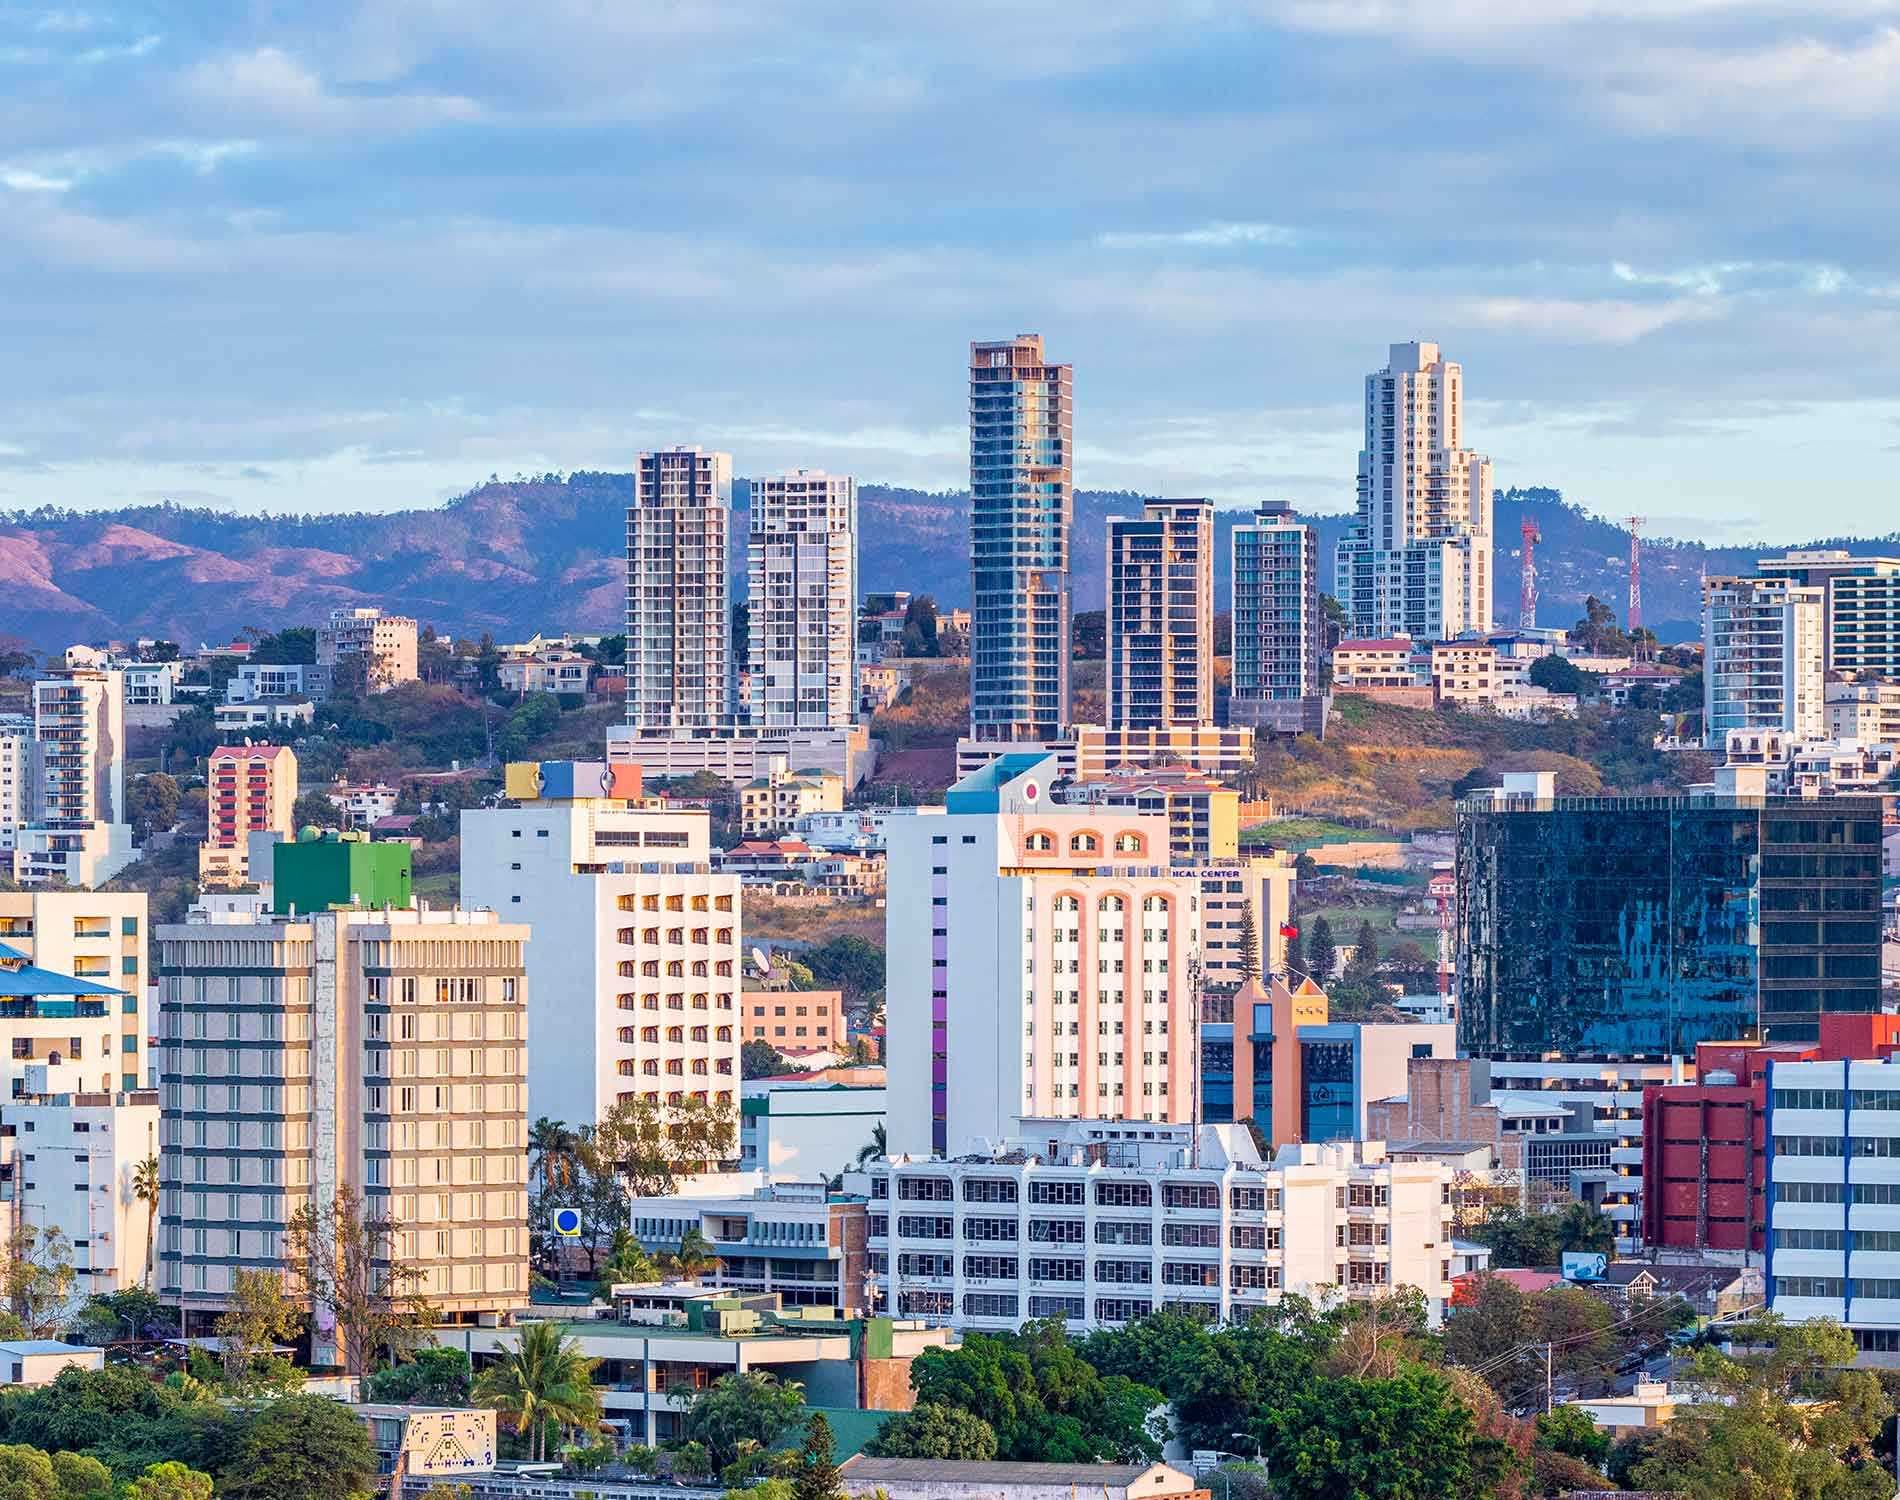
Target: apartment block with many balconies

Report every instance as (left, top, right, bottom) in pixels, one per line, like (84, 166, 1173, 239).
(1107, 499, 1213, 731)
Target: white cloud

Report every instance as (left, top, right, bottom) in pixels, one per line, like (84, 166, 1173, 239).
(1097, 222, 1299, 251)
(180, 46, 480, 134)
(1465, 295, 1722, 343)
(0, 167, 74, 193)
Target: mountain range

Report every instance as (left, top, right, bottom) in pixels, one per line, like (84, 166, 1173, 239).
(0, 475, 1891, 651)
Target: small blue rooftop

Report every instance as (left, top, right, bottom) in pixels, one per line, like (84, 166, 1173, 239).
(944, 753, 1057, 814)
(0, 943, 129, 1000)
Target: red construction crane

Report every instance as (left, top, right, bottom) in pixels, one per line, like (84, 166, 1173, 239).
(1519, 517, 1541, 629)
(1625, 515, 1646, 657)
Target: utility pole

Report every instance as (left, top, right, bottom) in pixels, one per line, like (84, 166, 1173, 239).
(1545, 1341, 1554, 1413)
(1624, 516, 1646, 658)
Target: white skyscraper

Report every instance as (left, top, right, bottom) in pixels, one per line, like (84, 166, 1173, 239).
(1702, 575, 1827, 748)
(626, 448, 734, 732)
(1335, 341, 1494, 641)
(746, 471, 858, 730)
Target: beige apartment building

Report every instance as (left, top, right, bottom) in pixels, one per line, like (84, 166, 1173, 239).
(1107, 498, 1214, 730)
(156, 877, 529, 1350)
(0, 891, 148, 1091)
(199, 744, 298, 888)
(316, 607, 419, 693)
(1431, 642, 1501, 707)
(740, 758, 845, 838)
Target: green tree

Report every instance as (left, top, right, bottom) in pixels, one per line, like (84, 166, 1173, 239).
(49, 1452, 111, 1497)
(124, 1462, 215, 1500)
(1527, 653, 1590, 696)
(677, 1371, 805, 1471)
(2, 1227, 77, 1338)
(1568, 595, 1631, 656)
(1552, 1201, 1614, 1256)
(248, 627, 316, 665)
(790, 1413, 843, 1500)
(1345, 919, 1380, 981)
(214, 1268, 303, 1391)
(592, 1229, 660, 1298)
(222, 1394, 380, 1500)
(133, 1156, 161, 1290)
(800, 935, 886, 1006)
(661, 1228, 716, 1280)
(1259, 1366, 1477, 1500)
(529, 1118, 579, 1194)
(1235, 900, 1259, 983)
(363, 1345, 473, 1407)
(287, 1189, 435, 1375)
(865, 1402, 999, 1460)
(474, 1321, 603, 1463)
(289, 790, 342, 831)
(1304, 915, 1335, 981)
(125, 775, 181, 841)
(594, 1094, 735, 1196)
(1534, 1404, 1609, 1467)
(742, 1040, 792, 1079)
(855, 1122, 888, 1167)
(0, 1444, 58, 1500)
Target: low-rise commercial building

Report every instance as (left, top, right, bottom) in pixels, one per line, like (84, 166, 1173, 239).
(858, 1121, 1455, 1332)
(740, 1076, 887, 1180)
(0, 892, 147, 1091)
(629, 1180, 868, 1310)
(459, 1293, 953, 1445)
(839, 1458, 1204, 1500)
(744, 990, 845, 1052)
(1332, 639, 1422, 689)
(740, 759, 845, 838)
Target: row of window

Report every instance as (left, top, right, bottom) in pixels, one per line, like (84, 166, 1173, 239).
(879, 1178, 1292, 1212)
(1773, 1088, 1900, 1112)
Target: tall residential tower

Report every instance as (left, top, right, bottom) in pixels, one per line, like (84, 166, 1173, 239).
(1107, 498, 1214, 731)
(626, 448, 734, 732)
(1335, 342, 1494, 641)
(969, 336, 1073, 742)
(745, 471, 857, 731)
(1230, 501, 1323, 731)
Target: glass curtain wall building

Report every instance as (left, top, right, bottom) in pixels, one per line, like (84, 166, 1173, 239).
(1456, 778, 1885, 1056)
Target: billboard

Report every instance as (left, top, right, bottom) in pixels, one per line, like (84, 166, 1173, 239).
(1560, 1251, 1608, 1283)
(405, 1409, 497, 1476)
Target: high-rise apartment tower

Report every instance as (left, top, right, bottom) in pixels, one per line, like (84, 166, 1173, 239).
(969, 336, 1073, 742)
(1230, 501, 1322, 723)
(626, 448, 734, 732)
(1107, 498, 1213, 731)
(1335, 342, 1494, 640)
(745, 471, 857, 730)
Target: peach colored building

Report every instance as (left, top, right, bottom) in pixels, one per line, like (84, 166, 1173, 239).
(886, 752, 1203, 1156)
(745, 989, 845, 1051)
(199, 743, 298, 887)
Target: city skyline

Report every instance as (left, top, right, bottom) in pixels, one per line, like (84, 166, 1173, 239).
(3, 7, 1900, 538)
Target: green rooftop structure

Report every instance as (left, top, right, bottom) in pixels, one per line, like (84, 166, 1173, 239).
(272, 830, 413, 915)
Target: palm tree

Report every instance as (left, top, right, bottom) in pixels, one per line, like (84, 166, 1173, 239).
(1555, 1200, 1615, 1257)
(133, 1155, 161, 1289)
(660, 1228, 717, 1282)
(474, 1320, 603, 1462)
(529, 1118, 578, 1193)
(854, 1123, 887, 1167)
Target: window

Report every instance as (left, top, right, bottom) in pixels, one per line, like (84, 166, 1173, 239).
(1030, 1181, 1084, 1205)
(1095, 1181, 1150, 1208)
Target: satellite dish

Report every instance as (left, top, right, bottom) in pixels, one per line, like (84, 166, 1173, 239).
(750, 946, 772, 976)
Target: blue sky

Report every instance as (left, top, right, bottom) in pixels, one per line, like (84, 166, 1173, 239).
(3, 2, 1900, 540)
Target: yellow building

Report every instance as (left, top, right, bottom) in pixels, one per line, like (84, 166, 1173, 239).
(0, 892, 148, 1090)
(739, 758, 845, 838)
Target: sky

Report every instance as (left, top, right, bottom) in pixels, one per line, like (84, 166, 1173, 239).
(3, 3, 1900, 541)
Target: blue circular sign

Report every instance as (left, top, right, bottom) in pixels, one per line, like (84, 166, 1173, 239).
(553, 1207, 582, 1237)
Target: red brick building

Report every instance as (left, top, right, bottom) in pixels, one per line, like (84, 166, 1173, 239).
(1642, 1015, 1900, 1253)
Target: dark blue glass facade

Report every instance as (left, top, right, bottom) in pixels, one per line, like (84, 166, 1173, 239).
(1456, 795, 1884, 1056)
(1300, 1039, 1356, 1142)
(1201, 1029, 1235, 1124)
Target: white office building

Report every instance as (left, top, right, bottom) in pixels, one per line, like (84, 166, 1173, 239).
(857, 1122, 1455, 1332)
(1335, 341, 1494, 641)
(460, 784, 742, 1132)
(1702, 576, 1827, 749)
(1230, 501, 1323, 733)
(19, 665, 134, 888)
(738, 1076, 889, 1182)
(746, 471, 857, 731)
(0, 1089, 159, 1295)
(1765, 1057, 1900, 1363)
(626, 448, 734, 733)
